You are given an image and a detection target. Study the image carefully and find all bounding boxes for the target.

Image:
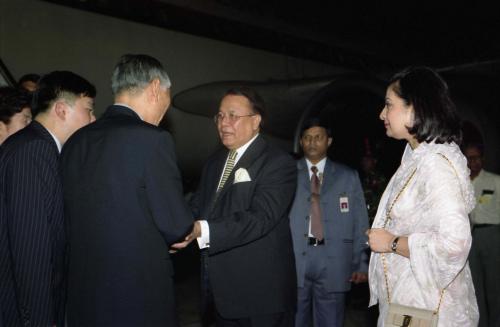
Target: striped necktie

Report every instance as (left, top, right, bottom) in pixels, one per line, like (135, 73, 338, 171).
(217, 150, 237, 192)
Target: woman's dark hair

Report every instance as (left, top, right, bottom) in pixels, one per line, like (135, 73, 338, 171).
(389, 66, 461, 144)
(0, 87, 31, 124)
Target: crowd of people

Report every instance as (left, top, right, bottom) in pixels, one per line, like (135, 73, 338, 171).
(0, 55, 498, 327)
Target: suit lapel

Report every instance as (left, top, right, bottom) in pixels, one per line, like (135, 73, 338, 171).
(213, 135, 266, 204)
(320, 159, 336, 195)
(209, 150, 227, 195)
(297, 159, 310, 193)
(298, 158, 336, 195)
(31, 121, 60, 155)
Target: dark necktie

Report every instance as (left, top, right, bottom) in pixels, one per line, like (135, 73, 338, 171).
(310, 166, 323, 240)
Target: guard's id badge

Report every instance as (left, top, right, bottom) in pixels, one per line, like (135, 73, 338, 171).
(339, 195, 349, 213)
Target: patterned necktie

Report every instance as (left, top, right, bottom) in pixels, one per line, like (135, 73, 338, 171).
(310, 166, 324, 240)
(217, 150, 237, 192)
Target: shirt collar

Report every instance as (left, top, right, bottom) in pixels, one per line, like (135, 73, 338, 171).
(305, 157, 327, 176)
(233, 133, 259, 164)
(114, 103, 143, 121)
(46, 128, 62, 153)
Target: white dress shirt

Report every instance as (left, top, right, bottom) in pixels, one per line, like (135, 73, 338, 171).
(46, 128, 62, 153)
(470, 169, 500, 225)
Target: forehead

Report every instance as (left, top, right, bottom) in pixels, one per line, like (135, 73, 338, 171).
(302, 126, 328, 137)
(21, 107, 32, 115)
(219, 95, 252, 112)
(22, 81, 37, 91)
(464, 147, 481, 156)
(385, 84, 400, 98)
(76, 95, 94, 106)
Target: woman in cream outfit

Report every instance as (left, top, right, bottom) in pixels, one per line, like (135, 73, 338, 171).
(367, 66, 479, 326)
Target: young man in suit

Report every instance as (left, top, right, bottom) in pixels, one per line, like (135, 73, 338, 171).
(289, 118, 369, 327)
(0, 71, 96, 327)
(173, 87, 297, 327)
(61, 54, 193, 327)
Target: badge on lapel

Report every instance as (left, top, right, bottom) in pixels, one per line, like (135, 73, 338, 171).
(234, 168, 251, 184)
(339, 195, 349, 213)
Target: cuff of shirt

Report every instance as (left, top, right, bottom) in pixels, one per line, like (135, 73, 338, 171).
(196, 220, 210, 249)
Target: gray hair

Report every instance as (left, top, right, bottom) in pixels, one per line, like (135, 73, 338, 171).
(111, 54, 171, 96)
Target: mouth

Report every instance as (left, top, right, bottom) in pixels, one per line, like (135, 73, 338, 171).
(220, 131, 233, 138)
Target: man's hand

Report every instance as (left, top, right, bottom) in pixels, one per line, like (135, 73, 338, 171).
(349, 272, 368, 284)
(169, 221, 202, 253)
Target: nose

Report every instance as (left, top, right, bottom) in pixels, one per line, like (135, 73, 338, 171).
(221, 114, 233, 127)
(379, 107, 386, 120)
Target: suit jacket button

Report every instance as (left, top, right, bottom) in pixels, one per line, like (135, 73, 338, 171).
(302, 252, 306, 256)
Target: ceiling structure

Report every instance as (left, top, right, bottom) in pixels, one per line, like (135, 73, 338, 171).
(42, 0, 500, 75)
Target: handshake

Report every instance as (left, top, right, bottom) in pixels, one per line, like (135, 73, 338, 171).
(169, 220, 203, 253)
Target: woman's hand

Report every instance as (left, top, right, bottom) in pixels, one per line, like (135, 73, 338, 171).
(366, 228, 394, 253)
(366, 228, 410, 257)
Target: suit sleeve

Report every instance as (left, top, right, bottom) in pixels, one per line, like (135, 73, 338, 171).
(4, 143, 56, 326)
(351, 170, 369, 273)
(144, 132, 193, 244)
(208, 152, 297, 254)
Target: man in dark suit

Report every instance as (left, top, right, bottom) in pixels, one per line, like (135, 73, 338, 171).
(61, 54, 193, 327)
(173, 87, 297, 327)
(289, 118, 369, 327)
(0, 71, 96, 327)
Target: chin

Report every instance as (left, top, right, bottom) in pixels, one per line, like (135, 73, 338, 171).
(221, 141, 233, 149)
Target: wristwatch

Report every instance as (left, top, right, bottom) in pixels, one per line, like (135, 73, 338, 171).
(391, 236, 400, 252)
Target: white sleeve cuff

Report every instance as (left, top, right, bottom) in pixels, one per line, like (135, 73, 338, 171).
(196, 220, 210, 249)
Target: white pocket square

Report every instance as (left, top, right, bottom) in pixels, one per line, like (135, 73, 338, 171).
(234, 168, 251, 183)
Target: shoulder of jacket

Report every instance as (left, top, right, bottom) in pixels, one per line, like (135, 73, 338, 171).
(329, 160, 355, 175)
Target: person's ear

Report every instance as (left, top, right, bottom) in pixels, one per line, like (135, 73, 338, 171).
(150, 78, 161, 103)
(407, 105, 415, 127)
(252, 114, 261, 131)
(0, 121, 7, 133)
(54, 101, 69, 121)
(327, 137, 333, 147)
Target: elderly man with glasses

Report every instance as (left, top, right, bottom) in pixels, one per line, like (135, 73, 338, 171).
(173, 87, 297, 327)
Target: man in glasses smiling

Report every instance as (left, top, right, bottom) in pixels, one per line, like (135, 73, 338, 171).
(213, 99, 258, 150)
(173, 87, 297, 327)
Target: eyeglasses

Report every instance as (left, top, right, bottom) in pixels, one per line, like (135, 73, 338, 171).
(213, 112, 256, 124)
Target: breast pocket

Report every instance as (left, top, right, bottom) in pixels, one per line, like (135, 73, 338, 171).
(225, 181, 254, 210)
